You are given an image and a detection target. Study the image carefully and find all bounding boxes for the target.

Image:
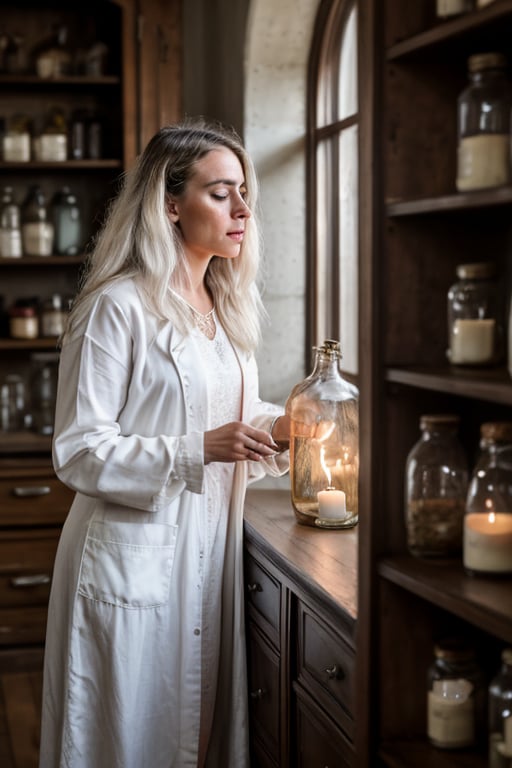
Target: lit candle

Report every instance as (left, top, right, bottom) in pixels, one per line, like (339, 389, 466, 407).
(450, 318, 495, 364)
(463, 512, 512, 573)
(318, 487, 347, 519)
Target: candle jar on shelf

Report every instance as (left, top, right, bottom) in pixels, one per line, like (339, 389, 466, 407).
(287, 339, 359, 529)
(489, 647, 512, 768)
(447, 262, 504, 367)
(405, 414, 468, 558)
(427, 637, 486, 750)
(464, 422, 512, 576)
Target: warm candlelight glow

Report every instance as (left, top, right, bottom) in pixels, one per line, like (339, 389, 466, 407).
(320, 445, 332, 485)
(463, 512, 512, 573)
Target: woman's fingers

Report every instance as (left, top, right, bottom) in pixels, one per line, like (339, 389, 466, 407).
(204, 421, 278, 464)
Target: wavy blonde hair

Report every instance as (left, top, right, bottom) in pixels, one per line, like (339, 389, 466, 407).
(64, 118, 266, 352)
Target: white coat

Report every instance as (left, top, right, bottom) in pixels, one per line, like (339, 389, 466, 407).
(39, 278, 289, 768)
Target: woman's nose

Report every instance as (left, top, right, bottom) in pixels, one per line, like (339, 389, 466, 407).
(235, 198, 251, 219)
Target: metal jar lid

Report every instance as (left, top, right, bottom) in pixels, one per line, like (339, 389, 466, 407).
(480, 422, 512, 443)
(468, 52, 507, 73)
(420, 414, 460, 431)
(456, 262, 496, 280)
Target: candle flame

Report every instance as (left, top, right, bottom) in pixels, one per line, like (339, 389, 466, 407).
(320, 445, 331, 486)
(488, 511, 496, 524)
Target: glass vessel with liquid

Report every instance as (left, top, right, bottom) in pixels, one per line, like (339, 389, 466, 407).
(287, 339, 359, 528)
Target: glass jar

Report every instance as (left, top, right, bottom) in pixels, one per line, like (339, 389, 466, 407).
(427, 637, 486, 750)
(447, 262, 503, 367)
(456, 52, 512, 192)
(40, 294, 66, 337)
(30, 352, 58, 435)
(0, 186, 22, 258)
(405, 414, 468, 557)
(51, 187, 82, 255)
(464, 422, 512, 576)
(436, 0, 472, 17)
(0, 373, 27, 431)
(34, 24, 72, 79)
(287, 339, 359, 528)
(33, 107, 68, 162)
(8, 303, 39, 339)
(489, 647, 512, 768)
(21, 184, 54, 257)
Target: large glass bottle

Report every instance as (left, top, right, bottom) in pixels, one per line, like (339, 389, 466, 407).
(456, 52, 512, 192)
(405, 414, 468, 558)
(464, 422, 512, 576)
(0, 186, 22, 258)
(21, 184, 54, 257)
(287, 339, 359, 528)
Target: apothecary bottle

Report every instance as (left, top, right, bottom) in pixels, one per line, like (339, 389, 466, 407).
(287, 339, 359, 528)
(30, 352, 58, 435)
(464, 422, 512, 576)
(489, 647, 512, 768)
(51, 187, 82, 255)
(456, 52, 512, 192)
(447, 262, 503, 367)
(0, 186, 22, 258)
(427, 637, 486, 750)
(405, 414, 468, 557)
(21, 185, 54, 257)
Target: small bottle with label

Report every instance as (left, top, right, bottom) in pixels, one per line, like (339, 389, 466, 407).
(427, 637, 485, 750)
(21, 185, 54, 257)
(0, 186, 22, 258)
(51, 187, 82, 255)
(457, 52, 512, 192)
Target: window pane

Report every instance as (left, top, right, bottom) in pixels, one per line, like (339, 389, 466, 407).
(338, 124, 358, 374)
(338, 5, 357, 121)
(315, 138, 334, 345)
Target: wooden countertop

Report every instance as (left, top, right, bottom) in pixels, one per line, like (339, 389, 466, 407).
(243, 488, 358, 625)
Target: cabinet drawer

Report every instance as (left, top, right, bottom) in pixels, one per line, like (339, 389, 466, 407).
(0, 529, 59, 607)
(0, 605, 49, 646)
(244, 551, 281, 646)
(296, 600, 355, 740)
(247, 620, 281, 766)
(0, 471, 73, 527)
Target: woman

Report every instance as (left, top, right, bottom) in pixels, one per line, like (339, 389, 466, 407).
(39, 119, 290, 768)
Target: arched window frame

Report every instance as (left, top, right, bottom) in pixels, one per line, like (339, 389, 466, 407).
(307, 0, 358, 375)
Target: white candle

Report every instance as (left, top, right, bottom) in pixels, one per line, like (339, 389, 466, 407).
(464, 513, 512, 573)
(318, 487, 347, 519)
(450, 318, 495, 365)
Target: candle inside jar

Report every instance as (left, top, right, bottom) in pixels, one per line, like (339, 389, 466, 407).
(318, 487, 347, 519)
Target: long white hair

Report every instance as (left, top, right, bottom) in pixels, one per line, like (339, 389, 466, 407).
(64, 118, 266, 352)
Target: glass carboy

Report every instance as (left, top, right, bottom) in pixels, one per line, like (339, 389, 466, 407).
(464, 422, 512, 576)
(287, 339, 359, 529)
(405, 414, 468, 557)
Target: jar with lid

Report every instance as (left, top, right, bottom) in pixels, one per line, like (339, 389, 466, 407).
(405, 414, 468, 558)
(41, 294, 66, 337)
(33, 107, 67, 162)
(489, 647, 512, 768)
(0, 186, 22, 258)
(2, 113, 31, 162)
(427, 637, 486, 750)
(21, 185, 54, 257)
(8, 303, 39, 339)
(51, 187, 82, 255)
(456, 52, 512, 192)
(0, 373, 27, 431)
(34, 24, 72, 79)
(287, 339, 359, 528)
(447, 262, 504, 367)
(464, 422, 512, 576)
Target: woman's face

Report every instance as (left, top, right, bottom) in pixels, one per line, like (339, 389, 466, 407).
(168, 146, 251, 264)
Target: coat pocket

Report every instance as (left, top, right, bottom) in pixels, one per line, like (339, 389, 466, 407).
(77, 519, 178, 608)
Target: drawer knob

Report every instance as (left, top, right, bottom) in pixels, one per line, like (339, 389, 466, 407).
(13, 486, 51, 497)
(250, 688, 265, 699)
(247, 582, 262, 593)
(11, 574, 51, 588)
(325, 664, 343, 680)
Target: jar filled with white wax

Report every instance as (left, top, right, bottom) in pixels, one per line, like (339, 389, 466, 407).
(456, 52, 512, 192)
(447, 262, 504, 367)
(464, 422, 512, 576)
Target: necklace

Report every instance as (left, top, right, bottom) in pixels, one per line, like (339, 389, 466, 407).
(190, 305, 216, 340)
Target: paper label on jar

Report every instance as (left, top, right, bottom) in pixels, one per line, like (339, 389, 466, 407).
(427, 689, 474, 747)
(22, 222, 54, 256)
(0, 228, 22, 258)
(457, 134, 511, 191)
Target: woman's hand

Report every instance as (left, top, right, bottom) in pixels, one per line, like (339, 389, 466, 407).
(204, 421, 279, 464)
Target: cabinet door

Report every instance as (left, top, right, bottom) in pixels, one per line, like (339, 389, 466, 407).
(245, 550, 281, 648)
(247, 620, 281, 767)
(293, 683, 354, 768)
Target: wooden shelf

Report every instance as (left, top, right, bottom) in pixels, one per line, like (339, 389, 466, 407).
(387, 0, 512, 59)
(0, 338, 60, 351)
(386, 187, 512, 216)
(0, 160, 122, 170)
(0, 74, 120, 87)
(379, 556, 512, 645)
(386, 365, 512, 405)
(0, 255, 85, 266)
(0, 431, 51, 455)
(380, 739, 485, 768)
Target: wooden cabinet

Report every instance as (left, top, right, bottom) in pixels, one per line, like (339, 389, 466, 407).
(244, 488, 356, 768)
(357, 2, 512, 766)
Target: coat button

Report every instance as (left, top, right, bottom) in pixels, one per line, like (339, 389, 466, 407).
(194, 628, 200, 636)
